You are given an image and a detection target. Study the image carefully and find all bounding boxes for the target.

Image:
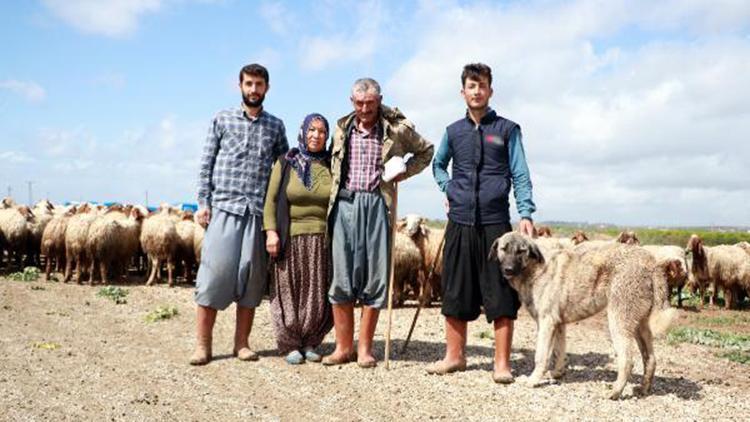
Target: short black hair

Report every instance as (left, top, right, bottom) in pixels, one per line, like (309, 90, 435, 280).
(461, 63, 492, 87)
(239, 63, 269, 84)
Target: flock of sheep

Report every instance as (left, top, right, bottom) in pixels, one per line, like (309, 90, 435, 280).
(1, 197, 749, 311)
(0, 198, 204, 287)
(531, 228, 750, 310)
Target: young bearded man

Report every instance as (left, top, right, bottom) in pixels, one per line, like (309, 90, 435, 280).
(191, 63, 289, 365)
(429, 63, 536, 383)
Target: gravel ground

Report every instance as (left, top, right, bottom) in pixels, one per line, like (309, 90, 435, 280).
(1, 277, 749, 421)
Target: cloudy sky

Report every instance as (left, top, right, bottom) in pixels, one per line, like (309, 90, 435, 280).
(1, 0, 749, 226)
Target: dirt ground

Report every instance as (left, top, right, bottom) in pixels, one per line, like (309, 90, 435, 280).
(1, 276, 749, 421)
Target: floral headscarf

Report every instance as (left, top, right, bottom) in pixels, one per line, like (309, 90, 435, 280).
(284, 113, 330, 190)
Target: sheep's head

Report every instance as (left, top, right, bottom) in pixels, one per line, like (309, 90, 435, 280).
(182, 211, 194, 221)
(18, 206, 35, 222)
(686, 234, 707, 276)
(35, 199, 54, 211)
(1, 197, 15, 209)
(535, 226, 552, 238)
(663, 259, 686, 281)
(403, 214, 425, 237)
(571, 230, 589, 245)
(616, 231, 640, 245)
(129, 207, 145, 223)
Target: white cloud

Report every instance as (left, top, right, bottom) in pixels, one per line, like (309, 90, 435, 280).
(0, 80, 46, 102)
(4, 116, 207, 205)
(388, 0, 750, 226)
(298, 0, 385, 70)
(260, 1, 294, 36)
(42, 0, 163, 37)
(0, 151, 35, 164)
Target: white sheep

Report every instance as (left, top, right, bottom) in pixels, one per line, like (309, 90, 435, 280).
(686, 234, 750, 309)
(41, 206, 76, 280)
(642, 245, 689, 307)
(63, 204, 98, 283)
(140, 206, 179, 287)
(402, 214, 445, 305)
(0, 204, 34, 269)
(86, 205, 144, 285)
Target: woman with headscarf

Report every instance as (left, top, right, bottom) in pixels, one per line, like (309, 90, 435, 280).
(263, 113, 334, 364)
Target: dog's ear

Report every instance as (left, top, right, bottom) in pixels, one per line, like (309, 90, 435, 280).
(528, 240, 545, 264)
(488, 238, 501, 261)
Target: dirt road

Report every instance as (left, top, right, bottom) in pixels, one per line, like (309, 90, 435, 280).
(1, 277, 748, 421)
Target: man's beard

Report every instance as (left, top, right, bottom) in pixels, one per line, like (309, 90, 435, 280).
(242, 92, 265, 108)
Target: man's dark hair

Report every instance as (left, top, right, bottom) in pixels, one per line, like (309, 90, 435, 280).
(239, 63, 269, 84)
(461, 63, 492, 87)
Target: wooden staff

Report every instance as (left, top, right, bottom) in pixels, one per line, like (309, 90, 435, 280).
(384, 182, 398, 369)
(401, 231, 446, 354)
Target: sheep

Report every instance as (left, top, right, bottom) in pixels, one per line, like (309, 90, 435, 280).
(175, 211, 198, 284)
(686, 234, 750, 309)
(534, 236, 575, 256)
(41, 206, 76, 280)
(193, 223, 205, 265)
(572, 230, 640, 253)
(642, 245, 689, 307)
(535, 225, 552, 238)
(402, 214, 445, 305)
(63, 203, 98, 283)
(392, 222, 424, 306)
(616, 230, 640, 245)
(0, 204, 34, 269)
(570, 230, 589, 245)
(140, 207, 179, 287)
(27, 199, 55, 267)
(86, 205, 144, 285)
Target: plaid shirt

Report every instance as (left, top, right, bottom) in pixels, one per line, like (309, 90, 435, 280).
(345, 123, 383, 192)
(197, 106, 288, 216)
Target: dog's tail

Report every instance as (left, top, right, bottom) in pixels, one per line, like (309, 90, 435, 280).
(649, 268, 678, 336)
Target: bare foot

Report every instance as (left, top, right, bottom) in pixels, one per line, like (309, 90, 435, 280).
(425, 358, 467, 375)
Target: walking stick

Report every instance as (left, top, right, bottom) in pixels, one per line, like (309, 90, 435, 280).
(384, 182, 398, 370)
(401, 231, 446, 354)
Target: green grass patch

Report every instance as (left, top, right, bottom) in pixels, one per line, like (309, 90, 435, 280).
(8, 266, 41, 282)
(667, 327, 750, 350)
(97, 286, 129, 304)
(718, 350, 750, 365)
(692, 314, 750, 326)
(144, 305, 178, 323)
(476, 330, 494, 340)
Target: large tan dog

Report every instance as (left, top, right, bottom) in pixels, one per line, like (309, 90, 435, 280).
(490, 232, 676, 399)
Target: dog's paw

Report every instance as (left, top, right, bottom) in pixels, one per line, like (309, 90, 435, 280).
(632, 386, 650, 397)
(518, 375, 545, 387)
(607, 389, 624, 400)
(548, 369, 566, 380)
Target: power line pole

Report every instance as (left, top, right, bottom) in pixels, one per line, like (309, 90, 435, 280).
(26, 181, 34, 205)
(145, 190, 149, 208)
(6, 185, 10, 199)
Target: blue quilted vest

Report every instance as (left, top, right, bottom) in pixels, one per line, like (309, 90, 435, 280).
(445, 109, 519, 226)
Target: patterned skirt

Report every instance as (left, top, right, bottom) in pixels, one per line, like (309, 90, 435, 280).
(270, 233, 333, 354)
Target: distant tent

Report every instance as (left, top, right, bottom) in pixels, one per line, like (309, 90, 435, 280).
(180, 203, 199, 212)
